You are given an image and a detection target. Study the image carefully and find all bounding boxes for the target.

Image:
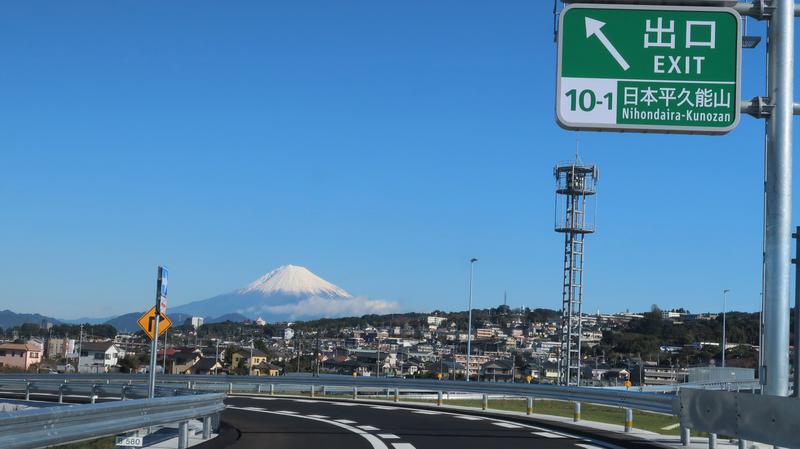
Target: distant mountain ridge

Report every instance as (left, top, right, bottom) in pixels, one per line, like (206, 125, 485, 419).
(0, 310, 59, 328)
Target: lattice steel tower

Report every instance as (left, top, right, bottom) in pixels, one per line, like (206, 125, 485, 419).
(554, 158, 598, 386)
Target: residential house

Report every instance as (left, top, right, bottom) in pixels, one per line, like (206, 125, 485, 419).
(231, 349, 269, 375)
(480, 359, 514, 382)
(192, 357, 223, 375)
(78, 341, 120, 374)
(0, 343, 41, 371)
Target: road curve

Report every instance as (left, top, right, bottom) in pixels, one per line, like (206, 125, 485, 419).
(196, 396, 666, 449)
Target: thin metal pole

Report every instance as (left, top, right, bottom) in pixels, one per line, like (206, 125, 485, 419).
(467, 258, 477, 382)
(722, 289, 729, 368)
(763, 0, 794, 398)
(794, 226, 800, 397)
(148, 313, 160, 399)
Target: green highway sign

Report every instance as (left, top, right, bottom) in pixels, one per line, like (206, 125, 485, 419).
(556, 4, 741, 134)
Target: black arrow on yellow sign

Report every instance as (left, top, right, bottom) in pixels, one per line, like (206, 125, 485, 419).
(137, 306, 172, 340)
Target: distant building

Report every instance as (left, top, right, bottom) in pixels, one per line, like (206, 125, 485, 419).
(190, 317, 204, 329)
(255, 317, 266, 326)
(47, 338, 75, 360)
(0, 343, 42, 371)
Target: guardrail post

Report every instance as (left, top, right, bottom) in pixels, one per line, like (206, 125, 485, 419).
(310, 385, 316, 398)
(178, 421, 188, 449)
(90, 384, 97, 404)
(203, 416, 212, 439)
(353, 386, 358, 400)
(681, 426, 691, 446)
(738, 439, 748, 449)
(624, 408, 633, 432)
(270, 384, 274, 396)
(121, 385, 127, 400)
(228, 382, 233, 394)
(25, 382, 30, 401)
(321, 385, 326, 396)
(708, 432, 717, 449)
(58, 384, 64, 404)
(394, 388, 399, 402)
(482, 393, 488, 410)
(437, 391, 443, 406)
(526, 397, 533, 415)
(187, 381, 192, 390)
(257, 384, 262, 394)
(573, 402, 581, 422)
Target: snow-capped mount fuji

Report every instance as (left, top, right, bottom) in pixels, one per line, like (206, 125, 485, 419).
(170, 265, 397, 321)
(238, 265, 351, 298)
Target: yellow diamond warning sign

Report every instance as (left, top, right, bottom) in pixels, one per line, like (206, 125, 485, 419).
(137, 306, 172, 340)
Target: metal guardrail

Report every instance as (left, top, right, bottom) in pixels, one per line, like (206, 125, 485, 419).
(0, 393, 225, 449)
(0, 374, 676, 414)
(0, 377, 226, 449)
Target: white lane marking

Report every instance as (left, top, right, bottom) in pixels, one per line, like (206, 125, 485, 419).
(454, 415, 483, 421)
(333, 402, 359, 406)
(577, 445, 605, 449)
(378, 434, 399, 439)
(391, 444, 416, 449)
(532, 431, 568, 438)
(358, 425, 380, 431)
(335, 419, 358, 424)
(371, 405, 400, 410)
(227, 407, 388, 449)
(239, 406, 267, 412)
(275, 410, 299, 414)
(411, 410, 440, 415)
(307, 414, 329, 419)
(293, 399, 319, 403)
(662, 423, 681, 430)
(492, 422, 523, 429)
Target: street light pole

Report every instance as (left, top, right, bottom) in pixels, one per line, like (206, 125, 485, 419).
(722, 289, 730, 368)
(466, 258, 477, 382)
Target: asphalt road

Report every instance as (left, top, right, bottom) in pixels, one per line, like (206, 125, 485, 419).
(197, 396, 667, 449)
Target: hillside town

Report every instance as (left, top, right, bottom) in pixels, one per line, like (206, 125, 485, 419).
(0, 304, 759, 387)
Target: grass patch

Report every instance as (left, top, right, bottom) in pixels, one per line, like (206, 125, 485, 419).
(397, 398, 680, 436)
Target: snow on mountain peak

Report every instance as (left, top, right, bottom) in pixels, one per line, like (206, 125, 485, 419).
(238, 265, 351, 298)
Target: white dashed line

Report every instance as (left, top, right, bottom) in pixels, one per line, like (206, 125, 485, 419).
(492, 422, 523, 429)
(411, 410, 440, 415)
(292, 399, 319, 403)
(335, 419, 358, 424)
(306, 414, 329, 419)
(371, 405, 400, 410)
(577, 444, 605, 449)
(391, 444, 416, 449)
(378, 434, 400, 439)
(454, 415, 483, 420)
(358, 425, 380, 431)
(239, 406, 266, 412)
(227, 407, 389, 449)
(532, 431, 568, 438)
(275, 410, 299, 414)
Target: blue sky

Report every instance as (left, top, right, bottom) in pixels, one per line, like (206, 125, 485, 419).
(0, 2, 794, 319)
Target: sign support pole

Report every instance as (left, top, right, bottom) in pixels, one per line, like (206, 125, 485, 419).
(148, 266, 167, 400)
(763, 0, 794, 398)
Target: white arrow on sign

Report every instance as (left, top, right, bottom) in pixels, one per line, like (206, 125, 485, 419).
(585, 17, 630, 71)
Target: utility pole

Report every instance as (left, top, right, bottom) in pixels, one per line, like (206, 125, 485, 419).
(466, 258, 477, 382)
(722, 289, 730, 368)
